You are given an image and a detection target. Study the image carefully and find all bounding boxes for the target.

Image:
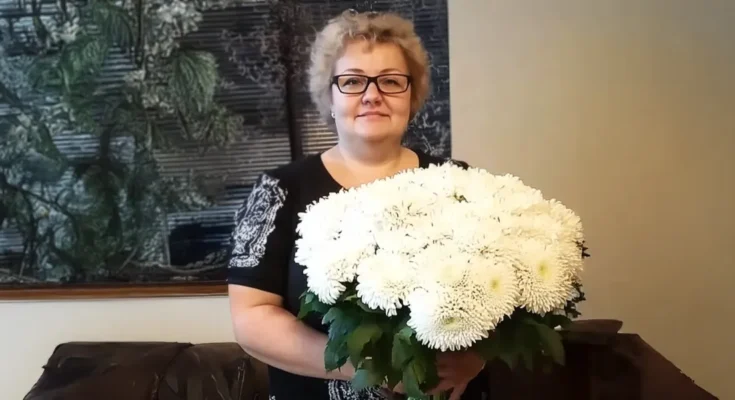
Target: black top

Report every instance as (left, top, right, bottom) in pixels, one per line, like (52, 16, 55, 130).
(226, 148, 488, 400)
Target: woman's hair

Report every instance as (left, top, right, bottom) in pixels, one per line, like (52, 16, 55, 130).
(308, 9, 431, 123)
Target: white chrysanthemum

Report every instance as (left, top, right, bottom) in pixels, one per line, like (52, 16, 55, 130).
(406, 283, 492, 352)
(433, 204, 506, 253)
(414, 162, 473, 201)
(474, 173, 546, 214)
(514, 199, 584, 245)
(295, 235, 356, 274)
(548, 199, 583, 238)
(296, 190, 355, 242)
(338, 202, 373, 238)
(374, 189, 438, 227)
(405, 248, 512, 351)
(304, 270, 345, 305)
(299, 238, 371, 304)
(355, 252, 416, 316)
(504, 204, 585, 278)
(410, 245, 473, 289)
(373, 228, 429, 254)
(296, 188, 379, 304)
(468, 252, 522, 325)
(293, 162, 587, 325)
(514, 239, 577, 314)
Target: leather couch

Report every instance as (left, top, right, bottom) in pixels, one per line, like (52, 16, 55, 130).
(22, 320, 717, 400)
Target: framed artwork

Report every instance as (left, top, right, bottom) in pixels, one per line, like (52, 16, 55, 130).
(0, 0, 451, 299)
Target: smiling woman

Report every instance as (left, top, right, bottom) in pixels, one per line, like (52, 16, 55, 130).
(226, 8, 487, 400)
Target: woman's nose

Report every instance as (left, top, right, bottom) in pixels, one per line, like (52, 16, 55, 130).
(361, 81, 383, 104)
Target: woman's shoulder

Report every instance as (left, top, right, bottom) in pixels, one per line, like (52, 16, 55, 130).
(235, 154, 324, 225)
(256, 153, 324, 191)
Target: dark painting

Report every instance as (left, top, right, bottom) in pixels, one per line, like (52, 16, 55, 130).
(0, 0, 451, 297)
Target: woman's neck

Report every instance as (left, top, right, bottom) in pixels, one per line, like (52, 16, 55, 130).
(336, 138, 404, 167)
(321, 139, 418, 188)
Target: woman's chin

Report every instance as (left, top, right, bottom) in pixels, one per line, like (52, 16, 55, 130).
(352, 129, 402, 143)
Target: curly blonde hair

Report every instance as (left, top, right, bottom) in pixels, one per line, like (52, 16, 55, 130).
(308, 9, 431, 123)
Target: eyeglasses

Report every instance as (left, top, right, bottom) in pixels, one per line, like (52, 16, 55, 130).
(332, 74, 412, 95)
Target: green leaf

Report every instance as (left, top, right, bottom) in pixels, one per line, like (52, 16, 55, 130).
(515, 320, 543, 371)
(323, 305, 379, 372)
(324, 337, 349, 372)
(346, 322, 382, 368)
(313, 299, 331, 315)
(519, 347, 534, 371)
(356, 298, 384, 313)
(322, 305, 361, 351)
(301, 291, 314, 304)
(391, 326, 414, 370)
(498, 351, 519, 370)
(351, 359, 384, 391)
(297, 292, 330, 319)
(473, 335, 501, 361)
(385, 363, 403, 392)
(402, 358, 429, 399)
(537, 324, 566, 365)
(528, 321, 566, 365)
(477, 315, 540, 371)
(417, 349, 440, 394)
(322, 306, 342, 325)
(168, 50, 218, 114)
(90, 1, 136, 50)
(369, 331, 401, 390)
(297, 292, 315, 319)
(60, 36, 108, 84)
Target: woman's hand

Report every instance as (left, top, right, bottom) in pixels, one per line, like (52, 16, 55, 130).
(429, 350, 486, 400)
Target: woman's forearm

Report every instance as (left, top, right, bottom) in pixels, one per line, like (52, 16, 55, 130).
(233, 304, 355, 381)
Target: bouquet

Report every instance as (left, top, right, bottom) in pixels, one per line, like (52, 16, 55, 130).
(295, 162, 589, 399)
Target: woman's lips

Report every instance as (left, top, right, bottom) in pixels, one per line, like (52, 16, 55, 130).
(357, 112, 388, 118)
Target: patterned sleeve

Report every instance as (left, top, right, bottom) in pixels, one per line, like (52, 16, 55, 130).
(226, 172, 292, 296)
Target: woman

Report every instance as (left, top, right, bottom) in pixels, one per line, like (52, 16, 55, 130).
(227, 9, 487, 400)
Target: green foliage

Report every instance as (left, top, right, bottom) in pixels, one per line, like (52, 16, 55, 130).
(298, 280, 588, 399)
(90, 1, 136, 50)
(473, 309, 570, 373)
(0, 0, 243, 282)
(169, 50, 218, 113)
(298, 284, 442, 399)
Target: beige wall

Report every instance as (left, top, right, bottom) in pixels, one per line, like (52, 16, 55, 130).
(449, 1, 733, 398)
(1, 1, 732, 399)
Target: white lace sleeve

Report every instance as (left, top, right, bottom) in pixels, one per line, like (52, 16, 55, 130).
(228, 173, 288, 269)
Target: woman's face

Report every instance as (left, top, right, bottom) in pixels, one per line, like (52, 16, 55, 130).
(331, 40, 412, 144)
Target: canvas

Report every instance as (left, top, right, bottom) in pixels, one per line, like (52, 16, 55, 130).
(0, 0, 451, 299)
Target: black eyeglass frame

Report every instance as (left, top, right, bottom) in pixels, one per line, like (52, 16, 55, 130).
(331, 74, 413, 95)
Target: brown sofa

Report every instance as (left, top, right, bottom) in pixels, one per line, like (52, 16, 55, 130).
(22, 321, 718, 400)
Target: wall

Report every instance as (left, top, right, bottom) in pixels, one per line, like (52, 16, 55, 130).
(1, 1, 733, 399)
(448, 0, 733, 399)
